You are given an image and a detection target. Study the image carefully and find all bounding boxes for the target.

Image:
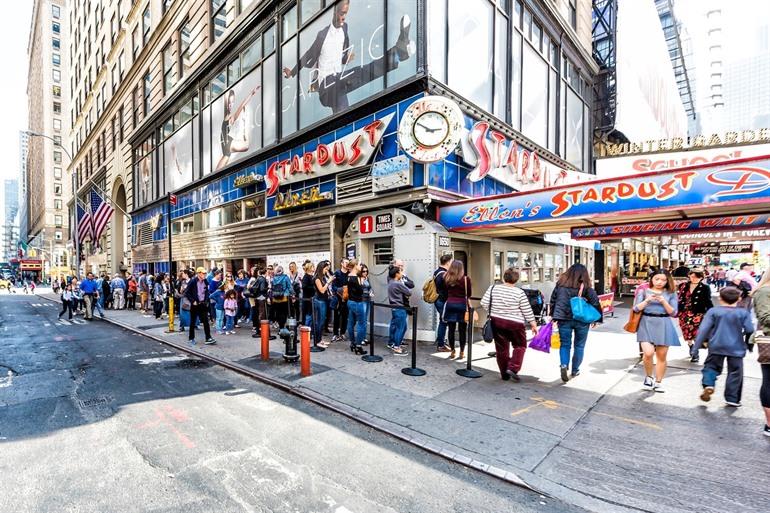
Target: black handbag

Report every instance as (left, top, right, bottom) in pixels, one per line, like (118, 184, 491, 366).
(482, 286, 495, 343)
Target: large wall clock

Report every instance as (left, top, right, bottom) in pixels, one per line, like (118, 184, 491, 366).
(398, 96, 465, 163)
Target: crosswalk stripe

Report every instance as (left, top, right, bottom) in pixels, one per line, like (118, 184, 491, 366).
(57, 319, 72, 325)
(71, 319, 86, 325)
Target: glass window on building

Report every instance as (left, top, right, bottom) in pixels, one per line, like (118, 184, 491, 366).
(522, 43, 548, 147)
(54, 199, 62, 210)
(132, 26, 140, 59)
(243, 194, 265, 220)
(54, 183, 62, 195)
(281, 33, 298, 136)
(53, 151, 62, 163)
(53, 85, 61, 97)
(565, 88, 584, 168)
(55, 231, 63, 241)
(55, 215, 63, 227)
(206, 208, 222, 229)
(179, 20, 192, 79)
(506, 251, 518, 269)
(494, 251, 502, 282)
(53, 38, 60, 50)
(53, 69, 61, 82)
(163, 0, 174, 14)
(447, 0, 494, 112)
(52, 4, 60, 18)
(142, 5, 151, 45)
(53, 22, 60, 34)
(212, 0, 235, 42)
(241, 36, 261, 74)
(223, 201, 243, 225)
(143, 71, 152, 115)
(300, 0, 322, 22)
(162, 42, 176, 93)
(282, 4, 298, 41)
(53, 118, 61, 130)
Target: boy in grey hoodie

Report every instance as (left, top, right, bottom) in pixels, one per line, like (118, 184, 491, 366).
(692, 287, 754, 406)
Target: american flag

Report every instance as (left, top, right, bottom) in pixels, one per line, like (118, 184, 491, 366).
(76, 201, 92, 243)
(89, 188, 114, 242)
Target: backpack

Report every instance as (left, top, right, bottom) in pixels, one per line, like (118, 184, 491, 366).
(523, 288, 545, 320)
(422, 270, 445, 304)
(272, 275, 288, 299)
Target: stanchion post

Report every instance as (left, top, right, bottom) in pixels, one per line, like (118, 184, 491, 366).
(265, 300, 277, 340)
(456, 306, 482, 378)
(260, 319, 270, 360)
(402, 305, 426, 377)
(362, 299, 382, 363)
(299, 326, 311, 376)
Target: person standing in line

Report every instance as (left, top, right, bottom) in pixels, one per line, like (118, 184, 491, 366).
(224, 289, 238, 335)
(346, 259, 367, 354)
(138, 270, 149, 313)
(331, 258, 350, 342)
(387, 265, 411, 355)
(288, 261, 302, 321)
(360, 264, 373, 323)
(208, 270, 223, 322)
(211, 285, 226, 335)
(549, 263, 603, 383)
(433, 254, 453, 353)
(481, 268, 538, 382)
(692, 287, 754, 407)
(750, 272, 770, 436)
(301, 261, 316, 329)
(152, 273, 166, 320)
(634, 270, 679, 393)
(235, 269, 250, 325)
(111, 274, 126, 310)
(245, 267, 258, 335)
(127, 274, 137, 310)
(178, 270, 191, 333)
(249, 267, 270, 338)
(79, 272, 99, 320)
(270, 265, 294, 329)
(58, 283, 75, 320)
(184, 267, 216, 345)
(442, 260, 472, 360)
(313, 261, 332, 348)
(677, 268, 713, 363)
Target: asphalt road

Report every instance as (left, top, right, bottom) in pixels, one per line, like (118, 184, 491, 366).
(0, 293, 585, 513)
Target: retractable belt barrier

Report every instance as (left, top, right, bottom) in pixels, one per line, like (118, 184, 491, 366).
(364, 301, 426, 376)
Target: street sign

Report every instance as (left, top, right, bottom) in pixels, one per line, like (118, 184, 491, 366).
(375, 213, 393, 232)
(169, 194, 177, 206)
(359, 215, 374, 234)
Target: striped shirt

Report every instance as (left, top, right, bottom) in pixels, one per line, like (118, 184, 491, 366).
(479, 284, 535, 325)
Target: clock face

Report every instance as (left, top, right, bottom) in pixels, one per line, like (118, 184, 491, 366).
(412, 112, 450, 148)
(397, 96, 465, 163)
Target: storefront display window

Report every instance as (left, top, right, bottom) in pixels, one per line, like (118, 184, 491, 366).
(223, 201, 242, 225)
(522, 252, 532, 268)
(243, 194, 265, 220)
(506, 251, 518, 269)
(494, 251, 502, 281)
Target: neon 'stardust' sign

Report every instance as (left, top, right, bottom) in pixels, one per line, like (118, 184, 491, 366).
(273, 186, 333, 212)
(601, 128, 770, 157)
(265, 113, 394, 196)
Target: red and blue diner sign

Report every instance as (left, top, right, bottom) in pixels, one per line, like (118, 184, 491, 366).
(437, 155, 770, 231)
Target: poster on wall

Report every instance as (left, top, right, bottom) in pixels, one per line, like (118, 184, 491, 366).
(281, 0, 416, 130)
(164, 121, 194, 193)
(138, 153, 153, 206)
(210, 64, 263, 173)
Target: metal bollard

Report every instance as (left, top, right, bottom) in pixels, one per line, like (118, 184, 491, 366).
(362, 298, 382, 362)
(456, 306, 482, 378)
(165, 296, 175, 333)
(260, 319, 270, 360)
(401, 306, 426, 376)
(300, 326, 311, 376)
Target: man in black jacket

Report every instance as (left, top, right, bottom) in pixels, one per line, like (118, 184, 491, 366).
(185, 267, 216, 345)
(282, 0, 414, 114)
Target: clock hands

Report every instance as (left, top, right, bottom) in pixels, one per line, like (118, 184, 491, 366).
(416, 122, 442, 133)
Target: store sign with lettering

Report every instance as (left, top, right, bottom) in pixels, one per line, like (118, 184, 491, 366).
(372, 155, 411, 192)
(438, 156, 770, 231)
(459, 121, 593, 192)
(273, 185, 334, 212)
(234, 172, 265, 188)
(598, 293, 615, 315)
(692, 243, 754, 255)
(601, 128, 770, 157)
(676, 228, 770, 242)
(265, 113, 394, 196)
(596, 143, 770, 179)
(375, 213, 393, 232)
(571, 213, 770, 240)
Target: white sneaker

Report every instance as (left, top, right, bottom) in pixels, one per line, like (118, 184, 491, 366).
(725, 401, 742, 407)
(653, 382, 665, 393)
(642, 376, 655, 391)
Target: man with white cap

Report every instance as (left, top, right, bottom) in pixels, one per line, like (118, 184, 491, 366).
(184, 267, 216, 345)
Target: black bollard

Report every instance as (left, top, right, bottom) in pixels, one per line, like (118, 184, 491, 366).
(402, 306, 426, 376)
(362, 299, 382, 362)
(456, 306, 482, 378)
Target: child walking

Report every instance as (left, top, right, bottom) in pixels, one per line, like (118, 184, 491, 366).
(692, 287, 754, 406)
(224, 290, 238, 335)
(211, 286, 226, 335)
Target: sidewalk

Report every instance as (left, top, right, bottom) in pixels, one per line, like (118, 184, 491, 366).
(39, 291, 770, 513)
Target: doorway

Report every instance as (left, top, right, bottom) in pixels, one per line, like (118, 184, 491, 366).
(111, 182, 127, 273)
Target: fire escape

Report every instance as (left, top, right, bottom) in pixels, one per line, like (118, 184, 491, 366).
(591, 0, 620, 144)
(655, 0, 696, 119)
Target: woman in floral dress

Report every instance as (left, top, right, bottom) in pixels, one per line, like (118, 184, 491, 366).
(677, 269, 713, 363)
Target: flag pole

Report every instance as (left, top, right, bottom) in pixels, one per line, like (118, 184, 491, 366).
(74, 201, 80, 278)
(89, 181, 131, 220)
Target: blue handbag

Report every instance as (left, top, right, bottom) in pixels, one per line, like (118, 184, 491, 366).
(570, 284, 601, 324)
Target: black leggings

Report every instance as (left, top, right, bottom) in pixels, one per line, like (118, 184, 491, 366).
(761, 364, 770, 408)
(153, 300, 164, 319)
(447, 321, 467, 352)
(59, 300, 74, 319)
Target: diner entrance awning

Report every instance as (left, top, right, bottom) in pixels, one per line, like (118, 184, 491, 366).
(436, 155, 770, 238)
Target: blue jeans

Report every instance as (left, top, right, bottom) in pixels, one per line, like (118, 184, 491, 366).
(558, 319, 590, 372)
(179, 308, 190, 329)
(225, 314, 235, 331)
(435, 299, 447, 347)
(312, 297, 328, 344)
(389, 308, 408, 348)
(215, 308, 225, 332)
(347, 300, 367, 346)
(702, 353, 743, 403)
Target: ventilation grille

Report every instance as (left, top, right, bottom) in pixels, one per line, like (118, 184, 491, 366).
(138, 223, 153, 246)
(336, 167, 373, 204)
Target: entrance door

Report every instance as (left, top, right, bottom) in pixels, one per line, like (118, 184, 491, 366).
(453, 250, 468, 271)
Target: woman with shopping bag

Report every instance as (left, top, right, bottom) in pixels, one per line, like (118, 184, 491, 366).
(480, 268, 538, 382)
(549, 264, 603, 383)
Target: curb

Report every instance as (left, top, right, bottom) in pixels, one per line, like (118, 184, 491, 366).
(36, 293, 535, 493)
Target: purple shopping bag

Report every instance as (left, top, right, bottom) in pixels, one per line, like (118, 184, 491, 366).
(528, 321, 552, 353)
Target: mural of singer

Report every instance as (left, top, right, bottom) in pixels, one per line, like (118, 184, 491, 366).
(282, 0, 415, 115)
